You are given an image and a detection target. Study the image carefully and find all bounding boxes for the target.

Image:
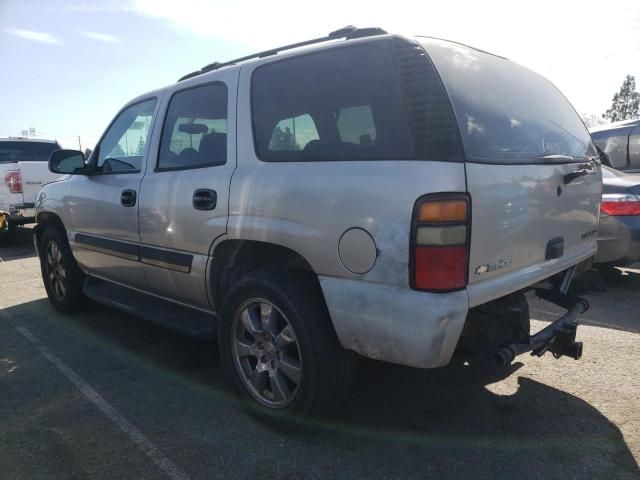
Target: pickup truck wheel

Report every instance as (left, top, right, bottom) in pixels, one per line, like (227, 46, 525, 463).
(0, 221, 16, 247)
(219, 270, 354, 425)
(39, 227, 86, 313)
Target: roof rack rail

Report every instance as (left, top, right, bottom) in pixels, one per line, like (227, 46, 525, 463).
(177, 25, 387, 82)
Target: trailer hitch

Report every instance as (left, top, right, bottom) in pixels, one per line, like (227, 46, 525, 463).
(494, 268, 589, 366)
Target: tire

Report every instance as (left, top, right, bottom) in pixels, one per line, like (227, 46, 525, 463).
(218, 269, 355, 425)
(0, 221, 16, 247)
(39, 226, 87, 313)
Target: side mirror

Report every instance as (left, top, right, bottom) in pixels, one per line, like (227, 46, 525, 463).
(49, 149, 86, 174)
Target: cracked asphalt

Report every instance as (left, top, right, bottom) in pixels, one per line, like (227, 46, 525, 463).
(1, 226, 639, 479)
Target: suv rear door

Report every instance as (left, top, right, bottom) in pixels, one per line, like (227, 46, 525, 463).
(420, 39, 601, 306)
(138, 71, 238, 310)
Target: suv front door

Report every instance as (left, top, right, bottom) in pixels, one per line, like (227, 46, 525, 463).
(139, 72, 238, 310)
(69, 98, 158, 288)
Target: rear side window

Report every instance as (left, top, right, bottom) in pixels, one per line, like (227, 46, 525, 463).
(420, 38, 597, 163)
(252, 44, 415, 162)
(591, 130, 630, 169)
(158, 83, 228, 170)
(629, 125, 640, 169)
(0, 141, 60, 163)
(269, 114, 319, 151)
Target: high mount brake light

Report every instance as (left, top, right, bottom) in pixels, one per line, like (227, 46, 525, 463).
(4, 171, 22, 194)
(601, 193, 640, 216)
(411, 195, 470, 292)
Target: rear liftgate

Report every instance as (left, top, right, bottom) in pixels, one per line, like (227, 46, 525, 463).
(495, 267, 589, 366)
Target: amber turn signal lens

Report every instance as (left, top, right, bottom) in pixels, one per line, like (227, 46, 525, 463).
(418, 200, 467, 223)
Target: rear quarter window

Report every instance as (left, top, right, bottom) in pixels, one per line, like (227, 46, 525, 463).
(251, 43, 415, 162)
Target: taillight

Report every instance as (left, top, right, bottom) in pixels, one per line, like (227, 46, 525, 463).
(601, 193, 640, 216)
(411, 195, 470, 292)
(4, 171, 22, 194)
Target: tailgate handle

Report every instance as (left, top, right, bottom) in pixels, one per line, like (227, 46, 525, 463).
(564, 163, 596, 184)
(546, 237, 564, 260)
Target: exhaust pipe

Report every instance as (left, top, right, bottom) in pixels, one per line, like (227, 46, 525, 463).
(495, 298, 589, 366)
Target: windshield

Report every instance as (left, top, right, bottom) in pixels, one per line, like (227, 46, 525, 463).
(419, 38, 597, 163)
(0, 141, 60, 163)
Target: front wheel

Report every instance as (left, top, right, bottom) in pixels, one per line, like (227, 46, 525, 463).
(39, 226, 87, 312)
(219, 270, 355, 424)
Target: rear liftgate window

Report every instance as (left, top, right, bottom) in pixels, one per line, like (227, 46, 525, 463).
(419, 38, 597, 163)
(252, 42, 439, 162)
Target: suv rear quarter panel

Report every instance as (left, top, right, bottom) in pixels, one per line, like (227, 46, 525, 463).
(231, 59, 469, 367)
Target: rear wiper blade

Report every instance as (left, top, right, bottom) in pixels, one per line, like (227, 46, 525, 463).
(536, 154, 576, 162)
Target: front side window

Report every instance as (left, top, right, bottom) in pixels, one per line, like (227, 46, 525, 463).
(96, 99, 156, 172)
(252, 45, 414, 162)
(158, 83, 228, 170)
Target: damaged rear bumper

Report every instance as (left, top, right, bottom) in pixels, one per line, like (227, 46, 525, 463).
(319, 276, 469, 368)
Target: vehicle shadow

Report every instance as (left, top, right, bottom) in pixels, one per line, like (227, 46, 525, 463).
(5, 298, 638, 480)
(0, 225, 36, 262)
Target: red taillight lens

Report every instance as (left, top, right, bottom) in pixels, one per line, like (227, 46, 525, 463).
(4, 171, 22, 194)
(411, 195, 470, 292)
(601, 193, 640, 216)
(415, 245, 467, 291)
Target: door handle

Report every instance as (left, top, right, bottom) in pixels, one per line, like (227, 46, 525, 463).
(193, 189, 217, 210)
(121, 189, 137, 207)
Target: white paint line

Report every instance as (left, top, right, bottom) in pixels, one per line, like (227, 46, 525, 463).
(15, 326, 190, 480)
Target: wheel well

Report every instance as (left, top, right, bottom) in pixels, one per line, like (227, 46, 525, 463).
(210, 240, 318, 308)
(35, 212, 66, 248)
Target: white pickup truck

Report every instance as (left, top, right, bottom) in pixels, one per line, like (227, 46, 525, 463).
(0, 137, 63, 246)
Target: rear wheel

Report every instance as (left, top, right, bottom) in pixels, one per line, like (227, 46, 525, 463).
(39, 226, 87, 312)
(219, 270, 355, 424)
(0, 220, 16, 247)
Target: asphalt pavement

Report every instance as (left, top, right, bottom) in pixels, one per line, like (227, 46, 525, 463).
(1, 226, 639, 480)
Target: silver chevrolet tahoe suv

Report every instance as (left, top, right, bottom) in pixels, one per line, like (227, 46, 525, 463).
(35, 27, 602, 421)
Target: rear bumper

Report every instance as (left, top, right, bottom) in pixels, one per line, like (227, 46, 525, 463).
(321, 241, 595, 369)
(466, 240, 597, 308)
(0, 203, 36, 224)
(594, 215, 640, 266)
(8, 205, 35, 224)
(319, 276, 469, 368)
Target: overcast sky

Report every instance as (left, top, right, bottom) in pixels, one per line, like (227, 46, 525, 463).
(1, 0, 639, 149)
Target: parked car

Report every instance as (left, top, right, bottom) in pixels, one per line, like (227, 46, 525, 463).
(34, 26, 602, 421)
(594, 166, 640, 266)
(590, 118, 640, 172)
(0, 137, 63, 246)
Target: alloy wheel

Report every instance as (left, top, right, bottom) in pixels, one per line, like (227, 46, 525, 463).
(231, 299, 302, 408)
(46, 240, 67, 300)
